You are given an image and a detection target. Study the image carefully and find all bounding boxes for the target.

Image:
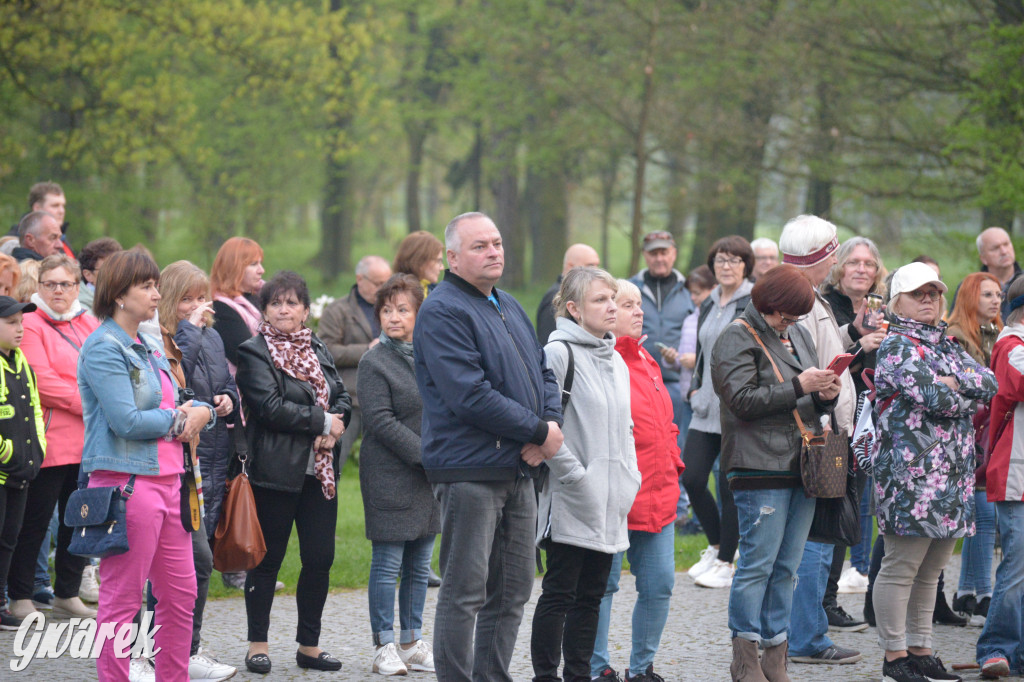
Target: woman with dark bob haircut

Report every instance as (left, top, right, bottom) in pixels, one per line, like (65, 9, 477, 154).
(668, 235, 755, 590)
(79, 248, 216, 680)
(358, 273, 440, 675)
(710, 264, 842, 681)
(235, 270, 351, 675)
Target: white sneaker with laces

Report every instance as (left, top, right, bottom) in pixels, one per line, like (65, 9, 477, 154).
(373, 643, 408, 676)
(80, 564, 100, 603)
(129, 658, 156, 682)
(837, 566, 869, 594)
(398, 640, 435, 673)
(189, 647, 237, 681)
(688, 546, 718, 579)
(694, 559, 734, 588)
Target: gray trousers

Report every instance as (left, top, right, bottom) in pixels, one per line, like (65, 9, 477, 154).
(874, 535, 956, 652)
(432, 478, 536, 682)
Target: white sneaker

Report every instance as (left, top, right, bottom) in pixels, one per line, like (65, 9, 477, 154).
(688, 545, 718, 579)
(80, 564, 100, 603)
(397, 640, 435, 672)
(189, 647, 237, 681)
(837, 566, 869, 594)
(129, 658, 156, 682)
(694, 559, 734, 588)
(373, 643, 408, 676)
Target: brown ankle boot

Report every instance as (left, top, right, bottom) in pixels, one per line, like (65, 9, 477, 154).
(730, 637, 769, 682)
(760, 641, 790, 682)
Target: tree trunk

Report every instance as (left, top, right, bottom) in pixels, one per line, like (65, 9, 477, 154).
(628, 11, 658, 276)
(664, 152, 688, 243)
(599, 149, 620, 268)
(806, 80, 837, 219)
(318, 153, 354, 279)
(489, 130, 523, 288)
(525, 162, 569, 287)
(405, 124, 427, 234)
(982, 206, 1016, 232)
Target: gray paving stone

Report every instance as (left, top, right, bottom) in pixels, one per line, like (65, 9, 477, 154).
(0, 555, 986, 680)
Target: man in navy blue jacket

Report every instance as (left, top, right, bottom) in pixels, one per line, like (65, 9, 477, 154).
(414, 212, 564, 682)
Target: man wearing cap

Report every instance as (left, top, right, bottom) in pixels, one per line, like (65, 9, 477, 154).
(778, 215, 884, 666)
(629, 231, 694, 434)
(536, 244, 601, 345)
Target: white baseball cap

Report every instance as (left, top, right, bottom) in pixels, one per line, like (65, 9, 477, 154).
(890, 262, 948, 299)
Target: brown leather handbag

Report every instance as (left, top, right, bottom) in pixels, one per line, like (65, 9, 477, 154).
(738, 319, 847, 498)
(212, 415, 267, 572)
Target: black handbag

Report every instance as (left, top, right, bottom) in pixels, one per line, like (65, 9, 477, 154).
(65, 475, 137, 559)
(807, 463, 861, 546)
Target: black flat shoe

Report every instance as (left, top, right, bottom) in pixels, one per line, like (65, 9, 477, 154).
(296, 650, 342, 671)
(245, 652, 272, 674)
(428, 567, 442, 587)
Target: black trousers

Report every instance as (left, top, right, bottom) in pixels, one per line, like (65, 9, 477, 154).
(8, 464, 86, 600)
(0, 484, 29, 604)
(823, 468, 868, 610)
(531, 541, 614, 682)
(246, 475, 337, 646)
(681, 429, 738, 564)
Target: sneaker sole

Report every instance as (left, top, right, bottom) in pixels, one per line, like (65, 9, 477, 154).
(372, 664, 408, 676)
(189, 674, 237, 682)
(828, 622, 869, 632)
(403, 663, 435, 672)
(693, 580, 732, 588)
(789, 653, 863, 664)
(981, 659, 1011, 678)
(837, 585, 868, 594)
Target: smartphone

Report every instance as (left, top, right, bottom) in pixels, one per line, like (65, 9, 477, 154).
(862, 293, 884, 331)
(654, 342, 670, 351)
(827, 352, 856, 375)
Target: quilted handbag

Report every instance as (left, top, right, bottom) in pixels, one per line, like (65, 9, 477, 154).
(65, 475, 136, 559)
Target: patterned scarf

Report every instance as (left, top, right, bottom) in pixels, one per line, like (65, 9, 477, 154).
(258, 321, 335, 499)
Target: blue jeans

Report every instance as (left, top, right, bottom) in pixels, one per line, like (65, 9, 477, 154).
(788, 540, 835, 656)
(977, 502, 1024, 672)
(433, 478, 536, 682)
(368, 536, 435, 645)
(674, 399, 693, 521)
(849, 477, 872, 574)
(729, 487, 816, 647)
(34, 508, 58, 588)
(959, 491, 996, 597)
(591, 523, 676, 676)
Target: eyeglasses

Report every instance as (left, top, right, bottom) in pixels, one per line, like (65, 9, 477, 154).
(908, 289, 942, 302)
(779, 314, 806, 326)
(714, 257, 744, 268)
(844, 259, 878, 271)
(39, 281, 77, 292)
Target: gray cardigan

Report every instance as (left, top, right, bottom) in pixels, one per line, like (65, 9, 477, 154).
(357, 342, 440, 542)
(539, 318, 641, 553)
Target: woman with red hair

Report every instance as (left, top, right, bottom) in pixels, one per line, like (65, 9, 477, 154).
(210, 237, 265, 374)
(946, 271, 1003, 625)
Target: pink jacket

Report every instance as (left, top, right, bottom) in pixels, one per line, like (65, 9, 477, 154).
(21, 307, 100, 467)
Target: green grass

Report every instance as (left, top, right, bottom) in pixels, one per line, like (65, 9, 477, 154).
(208, 458, 713, 599)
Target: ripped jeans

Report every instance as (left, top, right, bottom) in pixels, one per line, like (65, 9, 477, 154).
(729, 486, 816, 647)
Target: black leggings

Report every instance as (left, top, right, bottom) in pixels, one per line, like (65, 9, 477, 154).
(246, 475, 338, 646)
(681, 429, 738, 564)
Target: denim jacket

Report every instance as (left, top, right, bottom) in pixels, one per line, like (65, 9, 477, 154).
(78, 318, 212, 475)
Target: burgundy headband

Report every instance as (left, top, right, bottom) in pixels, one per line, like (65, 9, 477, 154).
(782, 236, 839, 266)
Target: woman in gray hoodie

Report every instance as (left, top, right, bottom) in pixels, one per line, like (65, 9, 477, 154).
(531, 267, 641, 682)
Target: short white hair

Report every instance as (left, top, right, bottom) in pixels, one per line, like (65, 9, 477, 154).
(614, 278, 641, 302)
(750, 238, 778, 254)
(444, 212, 489, 253)
(977, 227, 1010, 255)
(355, 254, 388, 277)
(779, 215, 837, 260)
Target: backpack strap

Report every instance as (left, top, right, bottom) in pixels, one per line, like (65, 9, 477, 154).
(559, 340, 575, 412)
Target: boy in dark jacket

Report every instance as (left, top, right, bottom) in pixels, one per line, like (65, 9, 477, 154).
(0, 296, 46, 629)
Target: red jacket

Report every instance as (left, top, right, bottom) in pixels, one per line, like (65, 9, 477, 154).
(20, 306, 99, 468)
(987, 327, 1024, 502)
(615, 335, 683, 532)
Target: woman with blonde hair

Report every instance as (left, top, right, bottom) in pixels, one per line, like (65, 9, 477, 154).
(393, 231, 444, 299)
(14, 259, 39, 303)
(0, 253, 21, 297)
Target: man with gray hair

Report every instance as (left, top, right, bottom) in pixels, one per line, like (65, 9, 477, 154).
(415, 212, 564, 682)
(319, 254, 392, 469)
(961, 227, 1022, 319)
(536, 243, 601, 344)
(13, 211, 62, 262)
(750, 237, 780, 281)
(778, 214, 867, 666)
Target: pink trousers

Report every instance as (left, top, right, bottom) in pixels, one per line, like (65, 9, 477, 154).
(92, 473, 196, 682)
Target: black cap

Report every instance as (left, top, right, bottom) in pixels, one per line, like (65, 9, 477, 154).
(0, 296, 36, 318)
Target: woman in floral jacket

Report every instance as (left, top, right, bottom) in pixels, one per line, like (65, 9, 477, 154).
(871, 263, 997, 682)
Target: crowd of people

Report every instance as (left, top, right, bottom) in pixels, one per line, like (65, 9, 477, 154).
(0, 181, 1021, 682)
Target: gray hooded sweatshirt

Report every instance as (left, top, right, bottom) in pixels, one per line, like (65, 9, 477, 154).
(539, 317, 641, 553)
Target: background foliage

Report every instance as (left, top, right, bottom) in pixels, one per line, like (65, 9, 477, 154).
(3, 0, 1024, 296)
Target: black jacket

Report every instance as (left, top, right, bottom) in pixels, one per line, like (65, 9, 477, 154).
(235, 332, 351, 493)
(175, 320, 239, 537)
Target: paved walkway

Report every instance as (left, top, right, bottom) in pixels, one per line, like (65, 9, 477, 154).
(0, 556, 991, 680)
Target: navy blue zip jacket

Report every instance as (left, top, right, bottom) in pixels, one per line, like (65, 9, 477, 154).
(414, 270, 562, 483)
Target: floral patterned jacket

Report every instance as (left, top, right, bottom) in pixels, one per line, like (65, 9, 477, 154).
(872, 316, 997, 538)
